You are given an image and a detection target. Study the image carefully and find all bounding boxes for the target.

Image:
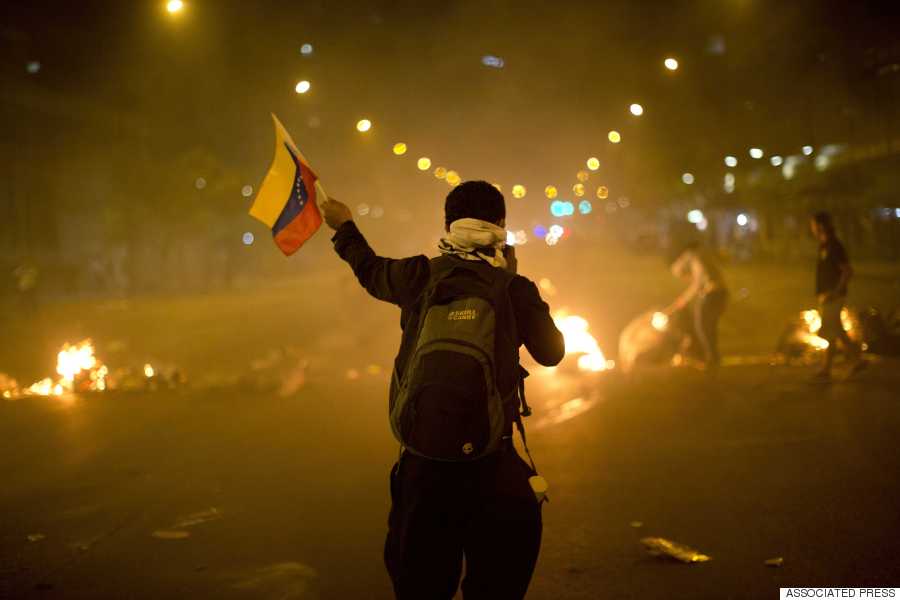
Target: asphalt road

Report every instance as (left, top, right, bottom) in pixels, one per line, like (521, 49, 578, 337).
(2, 358, 899, 599)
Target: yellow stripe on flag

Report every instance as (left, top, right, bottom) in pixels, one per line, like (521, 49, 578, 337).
(249, 114, 301, 228)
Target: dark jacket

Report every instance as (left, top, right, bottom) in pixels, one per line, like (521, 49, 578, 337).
(331, 221, 565, 383)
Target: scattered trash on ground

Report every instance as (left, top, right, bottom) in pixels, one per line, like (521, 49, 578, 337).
(641, 536, 711, 563)
(173, 507, 221, 529)
(152, 530, 190, 540)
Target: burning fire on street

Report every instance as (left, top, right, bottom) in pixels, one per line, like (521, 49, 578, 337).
(0, 339, 168, 400)
(552, 310, 614, 372)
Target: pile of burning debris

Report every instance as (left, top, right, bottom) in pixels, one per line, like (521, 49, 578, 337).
(0, 339, 185, 400)
(777, 306, 900, 364)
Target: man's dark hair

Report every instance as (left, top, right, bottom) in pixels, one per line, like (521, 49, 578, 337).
(811, 211, 835, 237)
(444, 181, 506, 229)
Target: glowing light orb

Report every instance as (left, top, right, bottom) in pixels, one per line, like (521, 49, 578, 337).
(608, 130, 621, 143)
(434, 166, 447, 179)
(294, 80, 311, 94)
(194, 177, 206, 190)
(241, 184, 253, 197)
(549, 225, 564, 237)
(512, 184, 526, 199)
(481, 55, 505, 68)
(417, 157, 431, 170)
(576, 170, 589, 183)
(802, 145, 814, 156)
(682, 172, 695, 185)
(356, 119, 372, 132)
(687, 209, 704, 224)
(596, 186, 609, 199)
(629, 103, 644, 116)
(534, 225, 547, 237)
(545, 185, 558, 199)
(26, 61, 41, 74)
(392, 142, 407, 155)
(144, 364, 155, 378)
(166, 0, 184, 13)
(664, 57, 679, 71)
(242, 232, 254, 245)
(300, 43, 313, 56)
(578, 200, 593, 215)
(651, 312, 669, 331)
(736, 213, 749, 227)
(587, 157, 600, 171)
(749, 147, 764, 159)
(724, 155, 738, 167)
(445, 170, 461, 186)
(770, 155, 783, 167)
(357, 203, 370, 216)
(573, 183, 585, 197)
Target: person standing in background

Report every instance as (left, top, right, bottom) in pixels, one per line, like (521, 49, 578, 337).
(809, 211, 866, 381)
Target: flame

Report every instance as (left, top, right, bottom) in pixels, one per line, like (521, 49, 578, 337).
(553, 311, 612, 372)
(144, 363, 155, 378)
(799, 309, 829, 350)
(24, 339, 108, 397)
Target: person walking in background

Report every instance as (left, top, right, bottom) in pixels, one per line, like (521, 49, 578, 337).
(663, 242, 729, 370)
(809, 211, 866, 381)
(321, 181, 565, 600)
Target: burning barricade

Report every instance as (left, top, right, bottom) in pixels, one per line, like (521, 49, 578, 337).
(552, 310, 614, 373)
(777, 305, 900, 364)
(1, 339, 184, 400)
(618, 308, 703, 372)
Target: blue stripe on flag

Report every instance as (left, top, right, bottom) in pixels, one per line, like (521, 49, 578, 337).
(272, 143, 310, 236)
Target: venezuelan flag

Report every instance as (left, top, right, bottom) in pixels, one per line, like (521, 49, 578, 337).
(249, 114, 324, 255)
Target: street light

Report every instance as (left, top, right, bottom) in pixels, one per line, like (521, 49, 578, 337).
(664, 57, 679, 71)
(294, 80, 310, 94)
(724, 155, 738, 167)
(586, 157, 600, 171)
(166, 0, 184, 13)
(749, 148, 764, 159)
(682, 173, 695, 185)
(802, 145, 814, 156)
(356, 119, 372, 132)
(608, 130, 621, 143)
(629, 103, 644, 116)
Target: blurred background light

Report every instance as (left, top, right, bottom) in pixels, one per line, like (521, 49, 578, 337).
(608, 130, 621, 143)
(194, 177, 206, 190)
(596, 186, 609, 199)
(357, 203, 370, 216)
(300, 43, 313, 55)
(629, 103, 644, 116)
(687, 209, 704, 224)
(749, 147, 764, 159)
(371, 206, 384, 219)
(578, 200, 593, 215)
(294, 80, 311, 94)
(545, 185, 558, 199)
(445, 170, 461, 186)
(682, 172, 695, 185)
(573, 183, 585, 197)
(550, 200, 567, 217)
(586, 157, 600, 171)
(356, 119, 372, 132)
(166, 0, 184, 13)
(724, 172, 735, 193)
(549, 225, 564, 237)
(481, 55, 505, 68)
(664, 57, 679, 70)
(512, 184, 526, 199)
(576, 170, 589, 182)
(26, 61, 41, 74)
(770, 155, 783, 166)
(737, 213, 749, 227)
(242, 232, 254, 245)
(434, 166, 447, 179)
(241, 184, 253, 197)
(724, 155, 738, 167)
(417, 157, 431, 170)
(534, 225, 547, 238)
(392, 142, 407, 155)
(802, 145, 814, 156)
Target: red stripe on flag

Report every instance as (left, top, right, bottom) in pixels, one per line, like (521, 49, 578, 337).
(274, 200, 323, 256)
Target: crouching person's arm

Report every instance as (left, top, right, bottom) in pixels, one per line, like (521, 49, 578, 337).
(323, 198, 429, 306)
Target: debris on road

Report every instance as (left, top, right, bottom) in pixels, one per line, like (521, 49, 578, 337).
(764, 557, 784, 567)
(640, 536, 711, 563)
(152, 530, 190, 540)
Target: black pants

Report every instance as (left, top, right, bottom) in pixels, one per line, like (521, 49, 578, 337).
(694, 289, 728, 367)
(384, 445, 542, 600)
